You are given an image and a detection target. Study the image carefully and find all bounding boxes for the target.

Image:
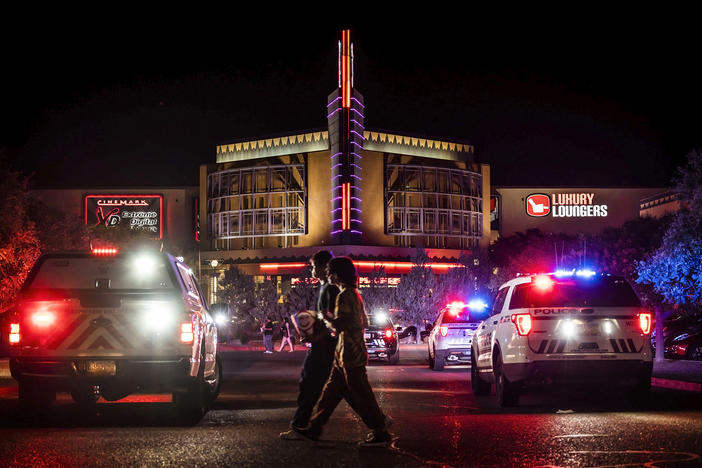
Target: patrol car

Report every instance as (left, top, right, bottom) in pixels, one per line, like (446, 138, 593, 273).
(7, 248, 221, 421)
(427, 301, 484, 371)
(470, 270, 653, 406)
(365, 313, 400, 364)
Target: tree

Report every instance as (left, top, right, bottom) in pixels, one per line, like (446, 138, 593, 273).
(252, 278, 280, 323)
(637, 149, 702, 360)
(217, 264, 256, 322)
(0, 160, 41, 312)
(281, 266, 317, 320)
(393, 250, 441, 337)
(359, 267, 394, 316)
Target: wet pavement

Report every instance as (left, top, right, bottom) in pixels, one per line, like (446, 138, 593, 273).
(1, 345, 702, 467)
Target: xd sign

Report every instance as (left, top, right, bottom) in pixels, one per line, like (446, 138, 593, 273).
(526, 193, 608, 218)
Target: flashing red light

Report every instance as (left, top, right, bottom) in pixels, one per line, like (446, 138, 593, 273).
(180, 322, 194, 344)
(511, 313, 532, 336)
(92, 247, 119, 256)
(9, 323, 20, 344)
(440, 325, 448, 337)
(638, 313, 652, 335)
(384, 329, 393, 339)
(31, 310, 56, 327)
(532, 275, 554, 292)
(448, 301, 466, 316)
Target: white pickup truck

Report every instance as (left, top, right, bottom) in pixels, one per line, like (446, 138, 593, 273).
(7, 248, 221, 421)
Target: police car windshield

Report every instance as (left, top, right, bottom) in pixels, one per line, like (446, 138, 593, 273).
(509, 277, 641, 309)
(442, 308, 481, 324)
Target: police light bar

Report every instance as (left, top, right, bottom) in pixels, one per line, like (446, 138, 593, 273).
(467, 298, 488, 313)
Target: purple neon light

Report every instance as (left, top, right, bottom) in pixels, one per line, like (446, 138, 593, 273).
(350, 98, 365, 109)
(350, 230, 362, 234)
(331, 208, 342, 213)
(351, 208, 361, 212)
(350, 174, 362, 180)
(351, 163, 361, 170)
(331, 152, 342, 158)
(351, 152, 363, 159)
(331, 196, 342, 201)
(350, 109, 364, 119)
(332, 174, 342, 180)
(331, 230, 342, 235)
(350, 120, 365, 128)
(350, 141, 364, 149)
(326, 96, 342, 107)
(331, 163, 342, 169)
(351, 197, 362, 202)
(350, 130, 365, 140)
(327, 108, 343, 119)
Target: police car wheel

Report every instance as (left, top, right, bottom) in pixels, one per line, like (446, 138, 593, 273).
(431, 348, 445, 371)
(494, 351, 519, 407)
(471, 350, 490, 396)
(174, 347, 207, 423)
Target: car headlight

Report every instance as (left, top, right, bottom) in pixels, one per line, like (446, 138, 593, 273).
(215, 313, 228, 326)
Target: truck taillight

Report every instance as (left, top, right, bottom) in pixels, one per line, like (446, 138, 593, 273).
(440, 326, 448, 337)
(92, 247, 118, 256)
(32, 310, 56, 327)
(638, 313, 652, 335)
(511, 313, 532, 336)
(9, 323, 20, 344)
(180, 322, 194, 344)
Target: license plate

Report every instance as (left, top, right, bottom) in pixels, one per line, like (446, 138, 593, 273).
(86, 360, 116, 376)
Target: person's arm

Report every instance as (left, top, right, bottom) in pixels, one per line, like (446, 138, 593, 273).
(327, 290, 355, 333)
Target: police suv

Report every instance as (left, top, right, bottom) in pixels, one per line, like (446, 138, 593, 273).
(470, 271, 653, 406)
(427, 301, 484, 371)
(7, 248, 221, 421)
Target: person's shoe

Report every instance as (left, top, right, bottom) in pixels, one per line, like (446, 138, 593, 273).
(280, 429, 304, 440)
(264, 350, 272, 354)
(359, 431, 392, 447)
(291, 426, 319, 442)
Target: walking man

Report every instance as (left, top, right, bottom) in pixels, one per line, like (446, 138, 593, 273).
(293, 256, 392, 447)
(262, 317, 274, 354)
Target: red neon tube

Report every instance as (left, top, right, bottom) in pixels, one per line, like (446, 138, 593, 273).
(342, 182, 350, 230)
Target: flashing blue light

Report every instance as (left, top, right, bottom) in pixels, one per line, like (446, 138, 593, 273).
(575, 269, 596, 278)
(467, 298, 488, 313)
(554, 269, 575, 278)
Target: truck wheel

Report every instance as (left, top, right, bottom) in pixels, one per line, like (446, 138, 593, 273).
(493, 351, 519, 407)
(204, 354, 222, 405)
(471, 349, 491, 396)
(431, 349, 445, 371)
(18, 381, 56, 411)
(174, 348, 207, 424)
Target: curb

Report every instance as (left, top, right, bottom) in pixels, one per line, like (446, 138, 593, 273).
(651, 377, 702, 393)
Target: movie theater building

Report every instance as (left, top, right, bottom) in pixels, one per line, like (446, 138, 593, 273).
(491, 187, 665, 237)
(198, 31, 491, 302)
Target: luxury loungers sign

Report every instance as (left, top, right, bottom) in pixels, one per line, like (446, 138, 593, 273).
(525, 193, 608, 218)
(84, 194, 164, 239)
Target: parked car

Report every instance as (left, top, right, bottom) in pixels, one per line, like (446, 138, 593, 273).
(365, 313, 400, 364)
(7, 248, 221, 422)
(427, 302, 482, 371)
(665, 322, 702, 361)
(471, 271, 653, 406)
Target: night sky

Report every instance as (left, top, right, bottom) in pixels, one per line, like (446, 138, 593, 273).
(2, 16, 700, 189)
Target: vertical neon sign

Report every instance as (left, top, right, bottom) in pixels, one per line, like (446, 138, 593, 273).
(342, 29, 351, 109)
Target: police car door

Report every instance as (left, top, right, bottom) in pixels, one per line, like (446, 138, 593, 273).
(476, 287, 508, 372)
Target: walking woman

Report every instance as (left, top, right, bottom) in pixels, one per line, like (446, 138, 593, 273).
(293, 256, 392, 446)
(278, 317, 295, 352)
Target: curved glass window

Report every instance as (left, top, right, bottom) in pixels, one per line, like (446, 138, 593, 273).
(386, 161, 482, 249)
(207, 163, 306, 243)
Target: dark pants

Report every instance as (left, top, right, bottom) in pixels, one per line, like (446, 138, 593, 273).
(307, 363, 386, 436)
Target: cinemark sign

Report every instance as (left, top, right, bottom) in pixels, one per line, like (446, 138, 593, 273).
(526, 193, 608, 218)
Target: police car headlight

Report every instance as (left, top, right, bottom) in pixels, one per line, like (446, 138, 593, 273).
(142, 301, 177, 330)
(561, 320, 577, 338)
(215, 313, 228, 326)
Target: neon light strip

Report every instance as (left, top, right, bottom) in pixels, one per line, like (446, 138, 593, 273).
(342, 30, 351, 108)
(350, 130, 366, 140)
(327, 96, 342, 107)
(351, 152, 363, 159)
(350, 109, 364, 118)
(259, 261, 465, 271)
(327, 108, 342, 119)
(342, 182, 351, 230)
(350, 97, 365, 109)
(350, 141, 364, 149)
